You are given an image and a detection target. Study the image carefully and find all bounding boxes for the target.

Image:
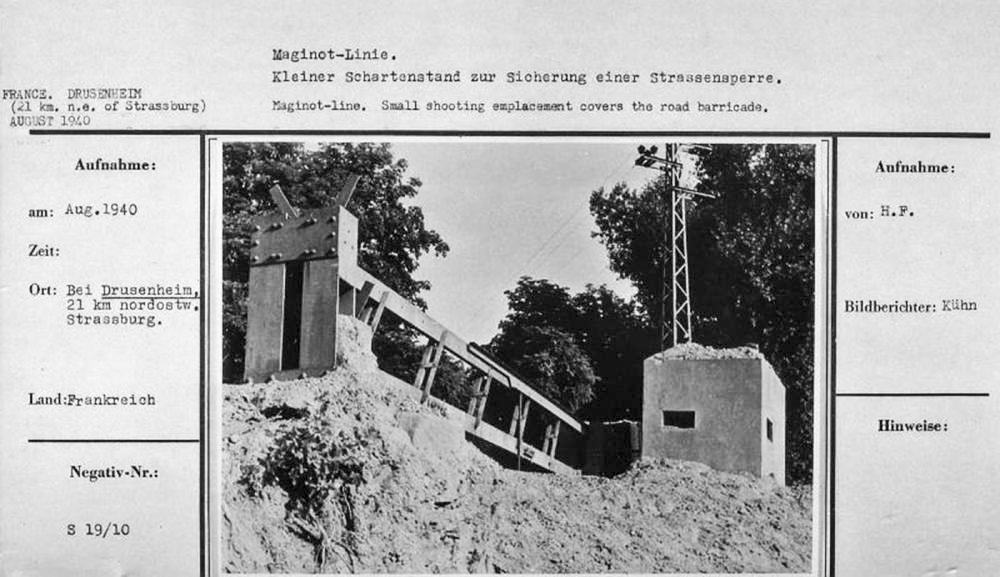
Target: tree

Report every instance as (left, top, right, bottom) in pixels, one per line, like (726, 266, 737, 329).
(223, 142, 449, 382)
(695, 144, 814, 485)
(491, 322, 596, 414)
(569, 285, 657, 421)
(589, 144, 815, 484)
(490, 277, 653, 418)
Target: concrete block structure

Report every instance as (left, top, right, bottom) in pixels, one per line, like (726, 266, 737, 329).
(642, 349, 786, 484)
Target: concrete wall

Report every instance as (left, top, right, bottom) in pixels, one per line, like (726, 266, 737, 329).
(760, 361, 786, 484)
(643, 358, 763, 476)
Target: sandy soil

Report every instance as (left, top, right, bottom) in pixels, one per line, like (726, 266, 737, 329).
(222, 317, 812, 573)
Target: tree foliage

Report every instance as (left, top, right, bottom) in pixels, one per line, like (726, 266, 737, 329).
(491, 319, 596, 415)
(589, 144, 815, 484)
(490, 277, 654, 418)
(568, 284, 657, 421)
(223, 142, 449, 382)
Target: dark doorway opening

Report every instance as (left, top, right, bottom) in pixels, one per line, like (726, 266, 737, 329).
(281, 261, 304, 370)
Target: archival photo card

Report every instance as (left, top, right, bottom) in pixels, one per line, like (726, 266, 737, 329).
(219, 140, 823, 574)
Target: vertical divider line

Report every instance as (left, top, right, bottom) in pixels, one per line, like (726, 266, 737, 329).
(199, 132, 207, 577)
(828, 136, 838, 577)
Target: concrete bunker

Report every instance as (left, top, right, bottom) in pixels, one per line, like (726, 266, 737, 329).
(642, 344, 786, 485)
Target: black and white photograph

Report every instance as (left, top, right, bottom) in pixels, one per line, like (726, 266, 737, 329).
(6, 3, 1000, 575)
(220, 140, 818, 573)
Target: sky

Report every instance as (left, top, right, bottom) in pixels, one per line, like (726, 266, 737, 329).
(386, 141, 668, 343)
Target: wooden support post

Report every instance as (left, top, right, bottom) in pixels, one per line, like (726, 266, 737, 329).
(355, 281, 374, 320)
(338, 284, 356, 316)
(412, 344, 434, 390)
(368, 291, 389, 331)
(475, 376, 492, 428)
(467, 375, 486, 415)
(547, 421, 562, 457)
(509, 395, 531, 438)
(509, 397, 520, 437)
(419, 331, 448, 404)
(519, 399, 531, 441)
(508, 395, 531, 469)
(467, 374, 493, 428)
(511, 395, 522, 470)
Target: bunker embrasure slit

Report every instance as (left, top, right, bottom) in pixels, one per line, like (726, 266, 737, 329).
(662, 410, 696, 429)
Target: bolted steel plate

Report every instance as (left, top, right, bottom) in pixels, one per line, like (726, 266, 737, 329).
(249, 206, 340, 266)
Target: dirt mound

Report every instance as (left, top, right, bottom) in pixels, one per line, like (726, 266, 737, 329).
(652, 342, 764, 360)
(222, 317, 811, 573)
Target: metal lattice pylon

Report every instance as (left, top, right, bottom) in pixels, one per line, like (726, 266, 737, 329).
(638, 143, 715, 350)
(668, 143, 692, 348)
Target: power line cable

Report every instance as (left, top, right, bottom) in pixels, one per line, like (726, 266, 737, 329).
(466, 147, 637, 335)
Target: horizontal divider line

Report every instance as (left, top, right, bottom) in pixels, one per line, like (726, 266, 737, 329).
(28, 439, 200, 443)
(836, 392, 989, 397)
(28, 129, 991, 138)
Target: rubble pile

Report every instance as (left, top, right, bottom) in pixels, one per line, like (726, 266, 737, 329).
(222, 317, 811, 573)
